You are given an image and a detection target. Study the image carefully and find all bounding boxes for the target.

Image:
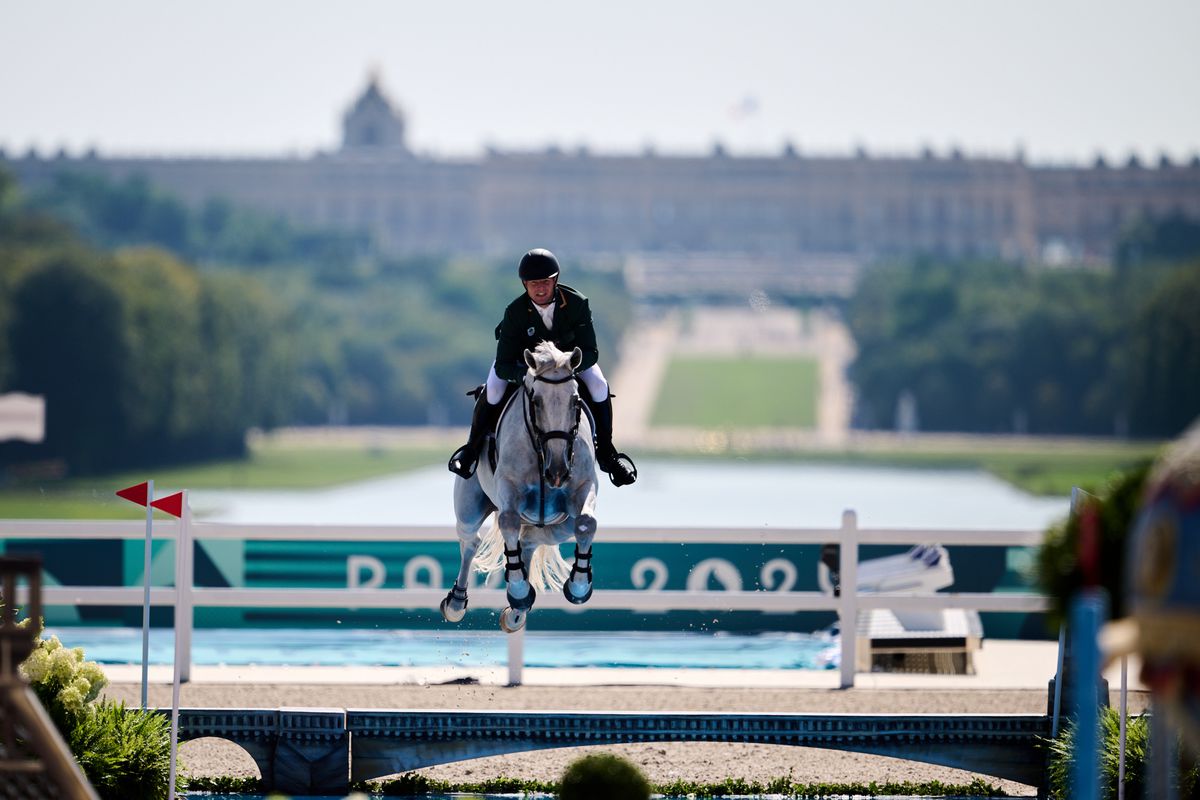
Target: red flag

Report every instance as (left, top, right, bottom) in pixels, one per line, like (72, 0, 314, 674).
(116, 481, 149, 507)
(151, 491, 184, 518)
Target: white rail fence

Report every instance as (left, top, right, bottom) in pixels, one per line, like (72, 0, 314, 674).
(0, 511, 1049, 688)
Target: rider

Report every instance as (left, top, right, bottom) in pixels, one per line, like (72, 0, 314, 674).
(448, 248, 638, 487)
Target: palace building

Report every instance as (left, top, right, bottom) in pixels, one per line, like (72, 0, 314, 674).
(5, 76, 1199, 299)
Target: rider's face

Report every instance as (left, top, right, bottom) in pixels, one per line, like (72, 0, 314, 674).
(523, 277, 557, 306)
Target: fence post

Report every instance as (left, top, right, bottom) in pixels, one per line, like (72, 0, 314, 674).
(838, 509, 859, 689)
(176, 496, 194, 683)
(507, 627, 525, 686)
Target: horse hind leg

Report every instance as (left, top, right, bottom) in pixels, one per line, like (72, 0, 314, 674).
(440, 581, 470, 623)
(441, 535, 480, 623)
(444, 491, 493, 623)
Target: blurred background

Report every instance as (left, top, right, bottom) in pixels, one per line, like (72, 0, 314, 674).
(0, 0, 1196, 522)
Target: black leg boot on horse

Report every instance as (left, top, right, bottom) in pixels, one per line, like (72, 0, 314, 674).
(582, 388, 638, 487)
(563, 546, 594, 604)
(448, 387, 504, 479)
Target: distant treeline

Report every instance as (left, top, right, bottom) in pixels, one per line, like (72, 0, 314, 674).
(847, 217, 1200, 438)
(0, 167, 631, 475)
(26, 170, 369, 274)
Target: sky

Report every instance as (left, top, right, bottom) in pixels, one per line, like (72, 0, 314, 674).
(2, 0, 1197, 165)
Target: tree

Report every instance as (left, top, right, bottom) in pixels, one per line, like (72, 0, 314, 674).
(8, 252, 132, 472)
(1117, 213, 1200, 269)
(1127, 265, 1200, 436)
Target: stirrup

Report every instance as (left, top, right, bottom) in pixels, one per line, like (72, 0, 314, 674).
(601, 452, 637, 487)
(448, 445, 477, 479)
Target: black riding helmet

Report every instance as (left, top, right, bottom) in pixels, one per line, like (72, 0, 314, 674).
(518, 248, 560, 281)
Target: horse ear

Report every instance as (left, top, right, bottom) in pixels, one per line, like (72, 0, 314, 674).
(524, 349, 536, 370)
(570, 347, 583, 371)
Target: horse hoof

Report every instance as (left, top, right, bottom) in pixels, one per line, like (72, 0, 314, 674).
(506, 584, 537, 612)
(440, 596, 467, 623)
(562, 580, 593, 605)
(500, 607, 527, 633)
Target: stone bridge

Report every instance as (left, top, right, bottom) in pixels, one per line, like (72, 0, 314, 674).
(168, 707, 1050, 795)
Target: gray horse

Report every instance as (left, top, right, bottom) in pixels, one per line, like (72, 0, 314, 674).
(443, 342, 600, 632)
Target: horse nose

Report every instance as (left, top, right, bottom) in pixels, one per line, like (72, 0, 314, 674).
(545, 466, 569, 488)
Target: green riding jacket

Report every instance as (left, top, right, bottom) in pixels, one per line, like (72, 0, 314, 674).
(493, 283, 599, 382)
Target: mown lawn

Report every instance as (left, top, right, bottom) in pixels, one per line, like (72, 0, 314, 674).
(650, 356, 819, 428)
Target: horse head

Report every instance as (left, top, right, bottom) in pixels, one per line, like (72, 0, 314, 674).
(523, 342, 583, 489)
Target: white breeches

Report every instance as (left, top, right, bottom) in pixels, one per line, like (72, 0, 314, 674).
(486, 362, 608, 404)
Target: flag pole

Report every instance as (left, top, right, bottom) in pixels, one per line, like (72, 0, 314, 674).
(166, 490, 188, 800)
(140, 479, 154, 710)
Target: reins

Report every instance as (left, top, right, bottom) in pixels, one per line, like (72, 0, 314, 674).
(522, 369, 582, 527)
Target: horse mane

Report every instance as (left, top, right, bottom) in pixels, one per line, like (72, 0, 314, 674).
(529, 341, 572, 376)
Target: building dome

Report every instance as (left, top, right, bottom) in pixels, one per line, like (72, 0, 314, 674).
(341, 72, 407, 153)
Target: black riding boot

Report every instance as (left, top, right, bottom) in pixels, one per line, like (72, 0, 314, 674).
(448, 389, 504, 478)
(583, 392, 638, 487)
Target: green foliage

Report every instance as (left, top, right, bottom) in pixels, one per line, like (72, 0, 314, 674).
(847, 247, 1200, 438)
(183, 775, 261, 792)
(1035, 463, 1150, 628)
(849, 259, 1129, 435)
(2, 245, 293, 474)
(6, 250, 132, 472)
(560, 753, 651, 800)
(69, 700, 181, 800)
(357, 771, 1003, 796)
(26, 171, 368, 271)
(16, 631, 177, 799)
(1126, 265, 1200, 437)
(1046, 709, 1199, 799)
(651, 356, 818, 428)
(1117, 213, 1200, 269)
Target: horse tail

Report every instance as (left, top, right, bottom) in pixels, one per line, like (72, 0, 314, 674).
(527, 543, 571, 591)
(472, 514, 506, 578)
(472, 513, 572, 591)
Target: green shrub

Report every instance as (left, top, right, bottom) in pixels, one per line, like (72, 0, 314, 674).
(16, 630, 178, 799)
(560, 753, 651, 800)
(1047, 708, 1198, 799)
(1035, 463, 1150, 629)
(69, 700, 181, 800)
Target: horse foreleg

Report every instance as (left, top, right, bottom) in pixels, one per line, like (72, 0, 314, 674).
(564, 482, 598, 605)
(497, 510, 536, 613)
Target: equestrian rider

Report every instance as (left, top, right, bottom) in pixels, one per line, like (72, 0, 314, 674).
(448, 248, 638, 487)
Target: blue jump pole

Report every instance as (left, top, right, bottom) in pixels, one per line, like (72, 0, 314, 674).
(1068, 588, 1106, 800)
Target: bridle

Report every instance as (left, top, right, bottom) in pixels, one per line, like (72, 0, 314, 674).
(522, 369, 582, 527)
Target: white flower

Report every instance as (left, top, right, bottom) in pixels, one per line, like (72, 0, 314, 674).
(49, 646, 78, 683)
(19, 648, 50, 683)
(57, 685, 84, 715)
(79, 662, 108, 701)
